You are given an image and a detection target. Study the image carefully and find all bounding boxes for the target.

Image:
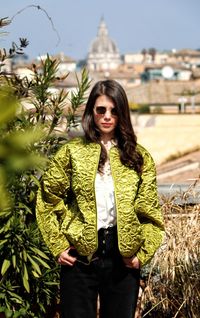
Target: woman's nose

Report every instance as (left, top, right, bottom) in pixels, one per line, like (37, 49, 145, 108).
(104, 109, 112, 118)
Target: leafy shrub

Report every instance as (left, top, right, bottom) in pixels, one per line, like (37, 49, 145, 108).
(129, 101, 139, 112)
(0, 25, 90, 316)
(138, 104, 150, 114)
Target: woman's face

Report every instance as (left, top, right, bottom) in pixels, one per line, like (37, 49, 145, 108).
(93, 95, 118, 141)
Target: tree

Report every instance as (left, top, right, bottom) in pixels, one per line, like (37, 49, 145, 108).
(0, 17, 90, 318)
(148, 48, 157, 63)
(141, 48, 147, 63)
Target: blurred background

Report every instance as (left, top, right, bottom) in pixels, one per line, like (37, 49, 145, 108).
(1, 0, 200, 187)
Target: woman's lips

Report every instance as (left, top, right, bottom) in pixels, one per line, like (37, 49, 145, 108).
(101, 123, 112, 127)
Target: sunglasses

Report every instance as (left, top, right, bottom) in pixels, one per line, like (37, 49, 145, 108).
(94, 106, 118, 116)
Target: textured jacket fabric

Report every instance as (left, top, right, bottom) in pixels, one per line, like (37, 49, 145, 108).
(36, 137, 164, 266)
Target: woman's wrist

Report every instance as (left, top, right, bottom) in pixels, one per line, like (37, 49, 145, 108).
(123, 255, 140, 269)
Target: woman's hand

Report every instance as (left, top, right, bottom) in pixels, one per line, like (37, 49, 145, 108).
(57, 247, 77, 266)
(123, 255, 140, 269)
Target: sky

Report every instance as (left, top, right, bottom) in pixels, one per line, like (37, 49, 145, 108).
(1, 0, 200, 61)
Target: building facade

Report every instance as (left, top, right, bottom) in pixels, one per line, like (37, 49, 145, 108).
(87, 17, 121, 71)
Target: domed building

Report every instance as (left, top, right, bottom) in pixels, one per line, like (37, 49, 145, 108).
(87, 18, 121, 72)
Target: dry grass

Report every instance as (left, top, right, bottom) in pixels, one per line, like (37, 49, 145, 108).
(142, 181, 200, 318)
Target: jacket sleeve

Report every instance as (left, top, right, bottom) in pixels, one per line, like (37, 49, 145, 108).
(135, 148, 165, 266)
(36, 145, 71, 258)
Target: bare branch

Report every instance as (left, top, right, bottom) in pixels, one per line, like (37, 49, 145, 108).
(11, 5, 61, 46)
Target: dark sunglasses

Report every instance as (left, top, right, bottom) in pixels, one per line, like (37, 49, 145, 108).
(94, 106, 118, 116)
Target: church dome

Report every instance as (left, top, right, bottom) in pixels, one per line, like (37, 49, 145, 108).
(90, 19, 119, 55)
(87, 18, 121, 71)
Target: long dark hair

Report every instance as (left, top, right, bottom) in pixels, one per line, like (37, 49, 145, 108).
(82, 80, 143, 174)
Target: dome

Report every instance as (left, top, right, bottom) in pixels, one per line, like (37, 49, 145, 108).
(90, 19, 119, 55)
(87, 18, 121, 71)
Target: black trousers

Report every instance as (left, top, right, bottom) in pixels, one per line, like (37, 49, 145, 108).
(60, 227, 140, 318)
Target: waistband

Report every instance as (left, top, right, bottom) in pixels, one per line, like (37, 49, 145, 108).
(98, 225, 117, 237)
(72, 226, 119, 266)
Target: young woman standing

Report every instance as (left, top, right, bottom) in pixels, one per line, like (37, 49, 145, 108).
(36, 80, 164, 318)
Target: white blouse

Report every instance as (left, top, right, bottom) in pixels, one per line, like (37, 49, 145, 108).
(95, 140, 117, 230)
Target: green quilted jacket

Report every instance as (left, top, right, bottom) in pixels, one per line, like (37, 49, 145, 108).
(36, 137, 164, 266)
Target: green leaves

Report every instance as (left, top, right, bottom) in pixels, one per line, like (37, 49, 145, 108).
(66, 68, 91, 129)
(0, 228, 52, 293)
(0, 86, 48, 211)
(70, 68, 91, 110)
(0, 43, 91, 316)
(1, 259, 11, 275)
(0, 86, 19, 125)
(22, 264, 29, 293)
(0, 128, 47, 171)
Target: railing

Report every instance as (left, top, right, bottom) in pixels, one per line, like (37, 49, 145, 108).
(158, 183, 200, 205)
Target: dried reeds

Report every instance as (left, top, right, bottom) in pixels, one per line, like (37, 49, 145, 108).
(142, 181, 200, 318)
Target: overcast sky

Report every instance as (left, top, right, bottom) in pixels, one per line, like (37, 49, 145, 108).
(1, 0, 200, 61)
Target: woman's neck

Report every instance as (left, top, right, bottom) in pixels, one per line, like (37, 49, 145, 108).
(100, 133, 115, 144)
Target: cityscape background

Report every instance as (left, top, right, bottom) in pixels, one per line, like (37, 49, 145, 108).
(1, 1, 200, 186)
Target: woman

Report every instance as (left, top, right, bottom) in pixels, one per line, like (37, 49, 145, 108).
(36, 80, 164, 318)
